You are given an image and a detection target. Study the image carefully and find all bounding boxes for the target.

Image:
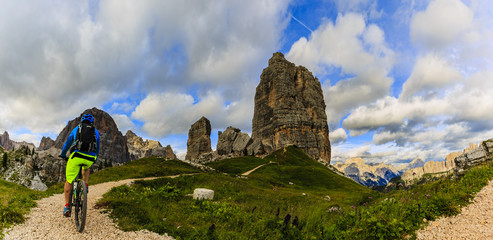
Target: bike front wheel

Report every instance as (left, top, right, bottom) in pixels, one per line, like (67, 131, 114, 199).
(74, 180, 88, 232)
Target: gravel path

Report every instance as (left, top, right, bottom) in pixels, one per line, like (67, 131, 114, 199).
(3, 177, 175, 240)
(417, 180, 493, 239)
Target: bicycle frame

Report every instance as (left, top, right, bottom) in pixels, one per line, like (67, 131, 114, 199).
(68, 164, 88, 233)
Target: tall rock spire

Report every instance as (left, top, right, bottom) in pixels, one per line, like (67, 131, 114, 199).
(252, 52, 331, 162)
(186, 116, 212, 161)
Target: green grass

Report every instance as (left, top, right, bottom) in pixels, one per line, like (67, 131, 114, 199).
(98, 147, 493, 239)
(205, 156, 270, 175)
(45, 157, 204, 195)
(89, 157, 202, 185)
(98, 146, 372, 239)
(0, 156, 203, 239)
(0, 179, 46, 239)
(320, 162, 493, 239)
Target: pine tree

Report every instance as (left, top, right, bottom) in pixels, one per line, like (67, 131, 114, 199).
(2, 153, 7, 168)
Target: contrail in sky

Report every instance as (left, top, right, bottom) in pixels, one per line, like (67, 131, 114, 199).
(289, 14, 313, 33)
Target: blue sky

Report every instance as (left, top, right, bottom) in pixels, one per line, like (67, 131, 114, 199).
(1, 0, 492, 164)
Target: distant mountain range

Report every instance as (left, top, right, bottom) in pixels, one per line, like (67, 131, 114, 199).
(333, 157, 425, 187)
(333, 143, 483, 187)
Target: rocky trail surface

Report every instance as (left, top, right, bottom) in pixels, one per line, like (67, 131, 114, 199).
(417, 179, 493, 239)
(3, 177, 176, 240)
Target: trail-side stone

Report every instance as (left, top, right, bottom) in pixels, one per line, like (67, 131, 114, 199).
(252, 52, 331, 162)
(193, 188, 214, 200)
(186, 117, 212, 161)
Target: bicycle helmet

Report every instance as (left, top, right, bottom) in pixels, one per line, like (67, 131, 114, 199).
(81, 114, 94, 124)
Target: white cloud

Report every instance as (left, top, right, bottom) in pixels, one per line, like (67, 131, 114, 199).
(411, 0, 474, 48)
(372, 131, 406, 145)
(342, 96, 451, 135)
(287, 13, 394, 126)
(400, 54, 463, 99)
(112, 114, 135, 134)
(0, 0, 290, 142)
(329, 128, 348, 144)
(131, 90, 253, 138)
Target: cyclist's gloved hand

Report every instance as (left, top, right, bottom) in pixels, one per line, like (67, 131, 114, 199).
(59, 155, 68, 161)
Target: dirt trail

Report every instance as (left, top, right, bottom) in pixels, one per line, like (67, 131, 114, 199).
(3, 177, 176, 240)
(417, 179, 493, 239)
(241, 161, 275, 176)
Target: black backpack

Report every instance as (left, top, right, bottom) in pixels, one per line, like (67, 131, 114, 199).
(73, 123, 97, 153)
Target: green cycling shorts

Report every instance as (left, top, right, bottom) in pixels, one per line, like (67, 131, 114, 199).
(65, 152, 95, 184)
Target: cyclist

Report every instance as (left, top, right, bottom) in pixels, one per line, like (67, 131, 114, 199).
(59, 113, 100, 217)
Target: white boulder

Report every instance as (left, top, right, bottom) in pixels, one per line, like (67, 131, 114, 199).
(193, 188, 214, 200)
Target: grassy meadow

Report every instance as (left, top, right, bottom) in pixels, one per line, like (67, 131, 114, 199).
(2, 146, 493, 239)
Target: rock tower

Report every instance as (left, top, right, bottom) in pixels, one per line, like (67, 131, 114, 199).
(252, 52, 331, 162)
(186, 117, 212, 161)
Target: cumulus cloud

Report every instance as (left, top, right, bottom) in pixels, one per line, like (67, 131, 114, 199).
(399, 54, 463, 99)
(411, 0, 474, 48)
(0, 0, 290, 140)
(287, 13, 394, 127)
(131, 89, 254, 138)
(342, 96, 451, 135)
(329, 128, 348, 144)
(112, 114, 136, 134)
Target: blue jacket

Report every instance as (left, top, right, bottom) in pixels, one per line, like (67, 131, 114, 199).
(61, 125, 100, 161)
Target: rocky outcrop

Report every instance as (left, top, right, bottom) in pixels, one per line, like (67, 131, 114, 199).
(401, 143, 483, 184)
(125, 130, 172, 160)
(445, 151, 460, 169)
(37, 137, 55, 151)
(246, 138, 266, 157)
(454, 140, 493, 176)
(252, 52, 331, 162)
(216, 127, 254, 158)
(185, 117, 212, 162)
(164, 145, 176, 159)
(333, 157, 406, 186)
(144, 145, 176, 160)
(407, 158, 425, 170)
(0, 131, 14, 151)
(401, 158, 452, 184)
(54, 107, 130, 164)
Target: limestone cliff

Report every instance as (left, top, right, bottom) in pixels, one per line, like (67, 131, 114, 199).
(252, 52, 331, 162)
(401, 143, 481, 183)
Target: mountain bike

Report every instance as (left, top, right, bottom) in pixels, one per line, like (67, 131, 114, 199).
(68, 163, 88, 232)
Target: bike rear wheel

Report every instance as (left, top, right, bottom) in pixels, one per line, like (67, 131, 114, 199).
(74, 180, 88, 232)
